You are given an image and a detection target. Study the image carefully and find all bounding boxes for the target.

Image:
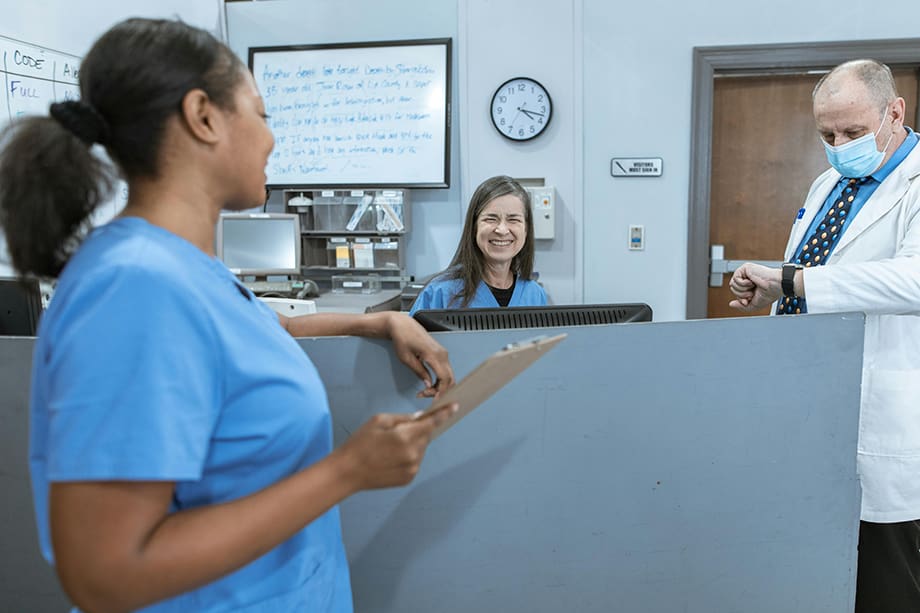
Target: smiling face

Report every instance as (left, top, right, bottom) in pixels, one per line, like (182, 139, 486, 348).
(475, 194, 527, 268)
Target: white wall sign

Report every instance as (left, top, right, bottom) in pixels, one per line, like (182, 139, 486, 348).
(610, 157, 663, 177)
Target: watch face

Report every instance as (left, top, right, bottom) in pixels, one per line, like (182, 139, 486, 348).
(490, 77, 552, 141)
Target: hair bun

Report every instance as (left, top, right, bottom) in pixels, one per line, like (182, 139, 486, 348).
(49, 100, 110, 146)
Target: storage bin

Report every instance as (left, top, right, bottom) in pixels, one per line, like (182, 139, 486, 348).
(326, 237, 351, 268)
(374, 239, 400, 269)
(332, 274, 382, 294)
(352, 239, 375, 268)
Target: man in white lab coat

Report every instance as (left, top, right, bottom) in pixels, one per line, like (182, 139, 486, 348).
(728, 59, 920, 613)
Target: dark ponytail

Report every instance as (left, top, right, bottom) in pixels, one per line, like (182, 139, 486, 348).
(0, 18, 243, 279)
(0, 116, 115, 278)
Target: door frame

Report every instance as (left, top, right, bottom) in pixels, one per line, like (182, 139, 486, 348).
(686, 39, 920, 319)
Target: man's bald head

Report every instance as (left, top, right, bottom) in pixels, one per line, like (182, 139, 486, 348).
(813, 59, 898, 112)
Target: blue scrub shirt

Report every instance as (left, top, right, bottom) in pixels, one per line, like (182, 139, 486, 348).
(409, 275, 547, 315)
(30, 217, 352, 612)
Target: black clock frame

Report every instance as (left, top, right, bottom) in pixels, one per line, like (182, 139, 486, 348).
(490, 76, 553, 142)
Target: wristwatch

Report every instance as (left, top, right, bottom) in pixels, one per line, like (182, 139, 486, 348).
(782, 263, 803, 298)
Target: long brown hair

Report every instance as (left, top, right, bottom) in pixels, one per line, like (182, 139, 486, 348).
(442, 175, 535, 307)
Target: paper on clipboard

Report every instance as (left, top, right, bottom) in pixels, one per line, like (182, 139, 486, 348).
(422, 333, 567, 439)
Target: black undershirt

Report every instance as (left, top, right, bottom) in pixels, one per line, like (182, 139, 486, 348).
(486, 276, 516, 307)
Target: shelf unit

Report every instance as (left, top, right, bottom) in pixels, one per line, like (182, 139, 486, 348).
(284, 189, 411, 291)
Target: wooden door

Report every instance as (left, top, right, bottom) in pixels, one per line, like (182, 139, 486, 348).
(706, 68, 920, 318)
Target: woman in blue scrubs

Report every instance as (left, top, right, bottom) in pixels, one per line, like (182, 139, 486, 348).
(409, 175, 547, 315)
(0, 19, 455, 613)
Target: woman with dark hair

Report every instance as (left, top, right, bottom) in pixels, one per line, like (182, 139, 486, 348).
(409, 175, 547, 315)
(0, 18, 456, 613)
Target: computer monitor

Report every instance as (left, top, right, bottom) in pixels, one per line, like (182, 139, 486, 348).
(0, 277, 43, 336)
(216, 213, 302, 277)
(412, 303, 653, 332)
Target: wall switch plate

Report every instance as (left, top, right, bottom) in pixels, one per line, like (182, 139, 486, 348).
(526, 186, 555, 240)
(628, 225, 644, 250)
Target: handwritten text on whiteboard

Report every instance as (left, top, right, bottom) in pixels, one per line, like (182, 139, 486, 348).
(250, 41, 450, 187)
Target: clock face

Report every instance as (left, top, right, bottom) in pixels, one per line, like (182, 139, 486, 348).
(490, 77, 552, 141)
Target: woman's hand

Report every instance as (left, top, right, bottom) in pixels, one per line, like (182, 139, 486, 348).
(384, 312, 455, 398)
(279, 311, 455, 398)
(332, 404, 458, 490)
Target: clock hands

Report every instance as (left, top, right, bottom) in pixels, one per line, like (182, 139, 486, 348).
(492, 78, 550, 140)
(517, 107, 545, 120)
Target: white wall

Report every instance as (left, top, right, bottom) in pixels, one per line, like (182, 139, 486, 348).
(11, 0, 918, 316)
(233, 0, 920, 317)
(582, 0, 920, 320)
(459, 1, 581, 305)
(0, 1, 221, 56)
(226, 0, 583, 305)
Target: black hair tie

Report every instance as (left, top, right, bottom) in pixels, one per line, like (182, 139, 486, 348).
(49, 100, 110, 146)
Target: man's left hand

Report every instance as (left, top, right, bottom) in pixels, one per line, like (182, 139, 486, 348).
(728, 262, 783, 312)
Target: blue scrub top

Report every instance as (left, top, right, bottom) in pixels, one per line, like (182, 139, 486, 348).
(30, 217, 352, 612)
(409, 274, 547, 315)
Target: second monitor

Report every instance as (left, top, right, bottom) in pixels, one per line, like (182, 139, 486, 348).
(216, 213, 307, 296)
(0, 278, 43, 336)
(216, 213, 301, 277)
(412, 303, 652, 332)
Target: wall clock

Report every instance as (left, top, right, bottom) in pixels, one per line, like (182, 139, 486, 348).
(490, 77, 553, 141)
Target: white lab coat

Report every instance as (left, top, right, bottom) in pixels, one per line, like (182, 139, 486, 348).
(787, 140, 920, 522)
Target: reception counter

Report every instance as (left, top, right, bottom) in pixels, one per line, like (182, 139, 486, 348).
(1, 313, 864, 612)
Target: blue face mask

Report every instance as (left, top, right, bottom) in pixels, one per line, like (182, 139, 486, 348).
(822, 112, 893, 178)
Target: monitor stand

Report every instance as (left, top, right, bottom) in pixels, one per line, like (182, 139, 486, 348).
(240, 275, 293, 297)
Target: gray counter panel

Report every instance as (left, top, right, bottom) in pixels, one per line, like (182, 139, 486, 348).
(0, 338, 70, 612)
(0, 313, 864, 612)
(300, 314, 863, 612)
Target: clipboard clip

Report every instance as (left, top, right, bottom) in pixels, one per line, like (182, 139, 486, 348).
(502, 335, 550, 352)
(417, 332, 567, 439)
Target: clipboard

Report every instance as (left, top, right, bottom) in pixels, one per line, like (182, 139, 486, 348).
(421, 333, 567, 439)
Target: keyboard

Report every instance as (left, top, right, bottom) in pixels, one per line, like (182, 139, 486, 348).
(246, 280, 294, 295)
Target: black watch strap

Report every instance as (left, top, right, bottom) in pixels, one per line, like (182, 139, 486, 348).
(782, 263, 801, 298)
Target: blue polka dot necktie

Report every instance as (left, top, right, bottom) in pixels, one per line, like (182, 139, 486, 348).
(777, 177, 867, 315)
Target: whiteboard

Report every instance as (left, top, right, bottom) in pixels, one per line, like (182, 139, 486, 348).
(249, 38, 451, 189)
(0, 35, 113, 276)
(0, 34, 128, 263)
(0, 35, 80, 121)
(0, 2, 221, 277)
